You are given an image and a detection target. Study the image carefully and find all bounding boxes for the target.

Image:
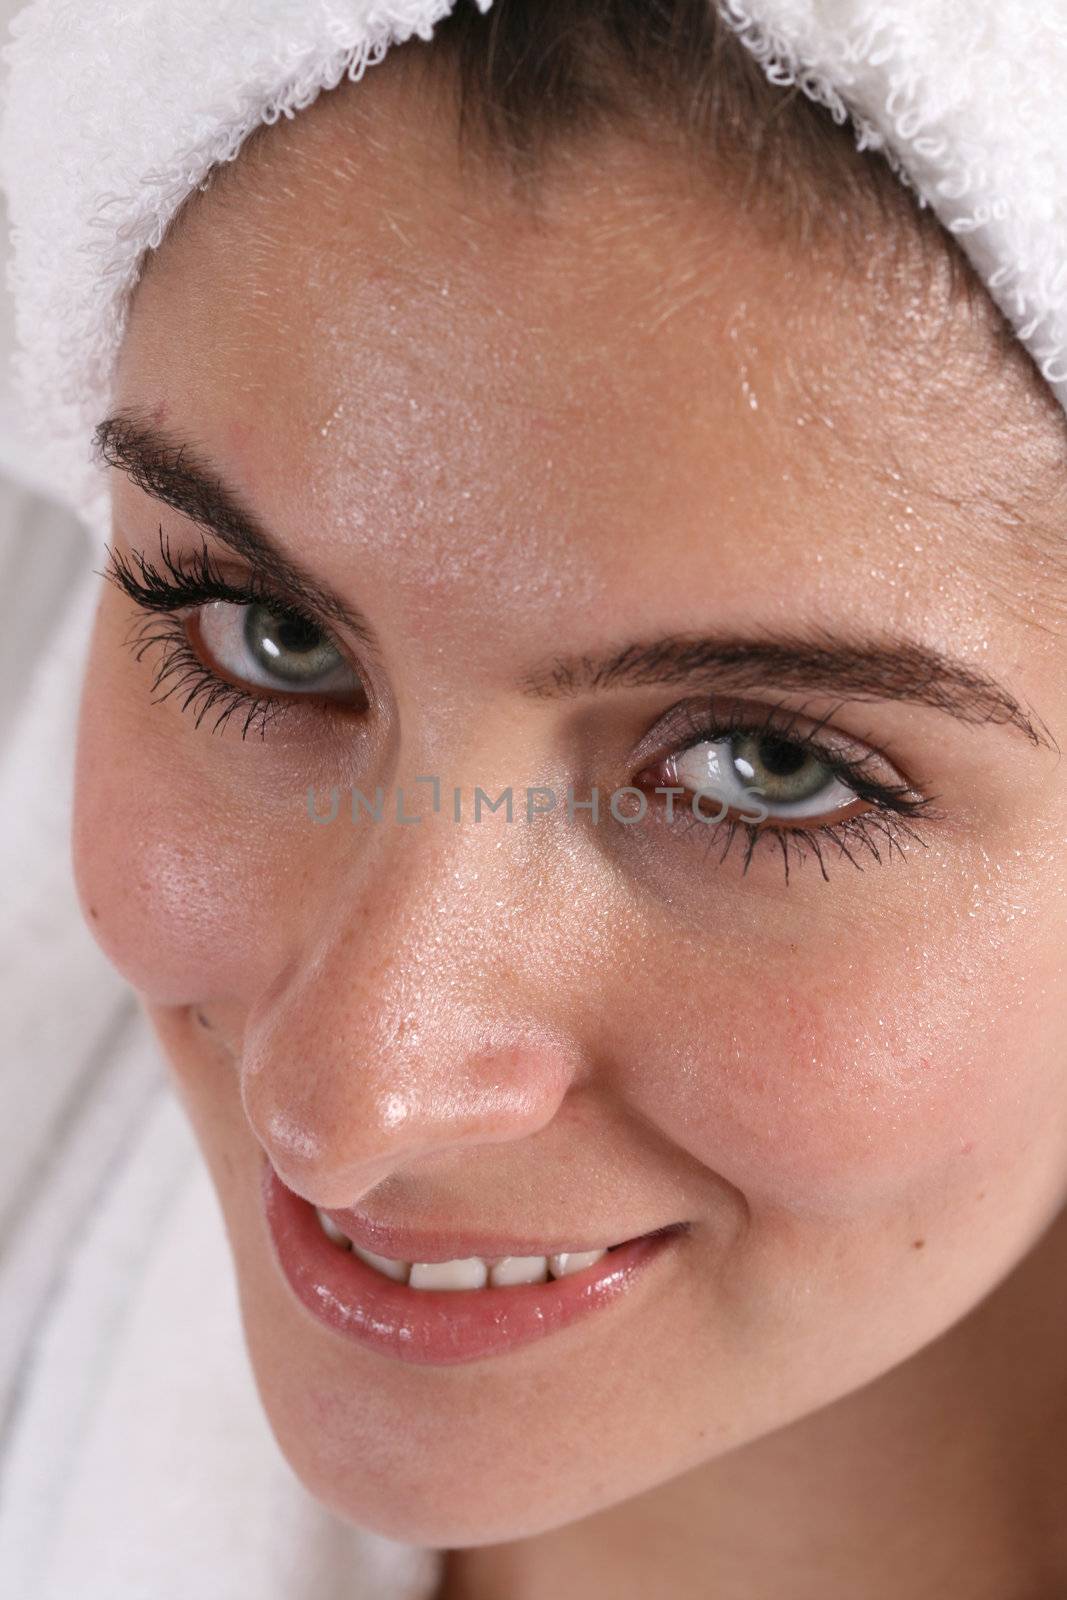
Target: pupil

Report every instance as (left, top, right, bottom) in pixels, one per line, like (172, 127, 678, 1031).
(756, 736, 807, 778)
(272, 614, 319, 654)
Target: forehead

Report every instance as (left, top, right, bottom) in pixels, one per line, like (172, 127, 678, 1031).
(114, 50, 1067, 657)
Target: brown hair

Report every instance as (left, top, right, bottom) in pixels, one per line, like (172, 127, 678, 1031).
(403, 0, 985, 304)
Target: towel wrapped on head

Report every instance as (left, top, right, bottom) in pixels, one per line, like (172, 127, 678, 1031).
(0, 0, 1065, 546)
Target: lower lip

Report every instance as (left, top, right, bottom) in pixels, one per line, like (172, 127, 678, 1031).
(262, 1164, 685, 1366)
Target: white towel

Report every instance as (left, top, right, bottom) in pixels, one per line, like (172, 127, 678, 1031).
(1, 0, 1065, 549)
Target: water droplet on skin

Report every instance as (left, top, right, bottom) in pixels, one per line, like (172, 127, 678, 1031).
(319, 401, 346, 439)
(380, 1093, 410, 1129)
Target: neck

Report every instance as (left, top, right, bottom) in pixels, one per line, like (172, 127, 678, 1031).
(437, 1199, 1067, 1600)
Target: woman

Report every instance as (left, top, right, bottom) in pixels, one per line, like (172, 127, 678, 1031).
(1, 2, 1066, 1596)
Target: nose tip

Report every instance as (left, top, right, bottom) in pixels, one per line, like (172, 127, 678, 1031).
(241, 1032, 584, 1208)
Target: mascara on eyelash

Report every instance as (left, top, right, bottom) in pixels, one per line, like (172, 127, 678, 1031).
(100, 524, 320, 623)
(122, 608, 285, 739)
(671, 803, 931, 886)
(101, 529, 325, 739)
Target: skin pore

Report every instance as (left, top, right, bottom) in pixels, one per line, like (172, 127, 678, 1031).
(71, 42, 1067, 1600)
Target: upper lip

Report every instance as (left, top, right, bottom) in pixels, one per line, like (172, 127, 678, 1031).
(319, 1208, 686, 1264)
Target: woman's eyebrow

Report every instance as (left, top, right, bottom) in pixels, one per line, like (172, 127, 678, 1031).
(92, 411, 379, 649)
(522, 634, 1057, 750)
(93, 412, 1054, 753)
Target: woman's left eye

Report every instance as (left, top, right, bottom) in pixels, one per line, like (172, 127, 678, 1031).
(190, 599, 364, 701)
(665, 730, 862, 823)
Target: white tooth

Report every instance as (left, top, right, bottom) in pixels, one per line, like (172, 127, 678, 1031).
(408, 1257, 488, 1291)
(548, 1249, 607, 1279)
(351, 1244, 410, 1283)
(315, 1208, 352, 1249)
(488, 1255, 549, 1287)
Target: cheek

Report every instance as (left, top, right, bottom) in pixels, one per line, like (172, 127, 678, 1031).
(71, 604, 286, 1004)
(605, 910, 1064, 1222)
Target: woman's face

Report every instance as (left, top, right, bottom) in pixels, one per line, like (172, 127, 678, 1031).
(73, 56, 1067, 1545)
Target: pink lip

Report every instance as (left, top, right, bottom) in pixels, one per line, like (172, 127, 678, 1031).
(262, 1164, 687, 1366)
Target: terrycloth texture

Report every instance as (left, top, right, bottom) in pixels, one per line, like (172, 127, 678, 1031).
(0, 0, 1066, 549)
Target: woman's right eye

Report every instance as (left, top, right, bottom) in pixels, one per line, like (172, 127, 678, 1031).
(105, 533, 372, 735)
(192, 599, 367, 704)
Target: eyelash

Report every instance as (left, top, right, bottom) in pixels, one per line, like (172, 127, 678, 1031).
(645, 700, 939, 885)
(102, 528, 342, 739)
(104, 529, 939, 886)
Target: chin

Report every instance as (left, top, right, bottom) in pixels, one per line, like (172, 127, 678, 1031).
(225, 1245, 686, 1548)
(235, 1326, 599, 1546)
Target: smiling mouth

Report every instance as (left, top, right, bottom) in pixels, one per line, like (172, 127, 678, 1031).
(263, 1163, 690, 1365)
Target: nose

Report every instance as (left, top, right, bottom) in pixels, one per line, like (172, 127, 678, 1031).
(238, 815, 588, 1207)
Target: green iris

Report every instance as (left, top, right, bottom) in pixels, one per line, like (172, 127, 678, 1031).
(243, 603, 341, 686)
(731, 734, 834, 807)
